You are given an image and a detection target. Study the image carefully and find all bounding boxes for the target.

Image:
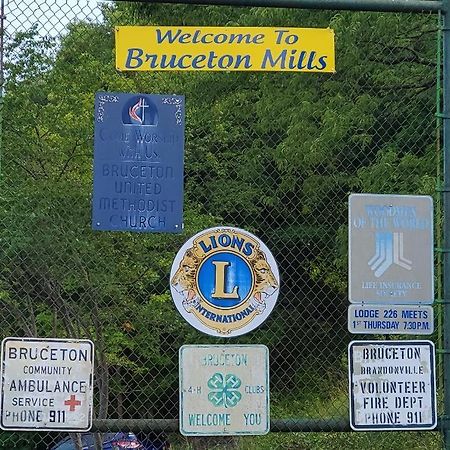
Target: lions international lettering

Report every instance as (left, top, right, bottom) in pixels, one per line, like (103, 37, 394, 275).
(170, 227, 280, 337)
(198, 233, 254, 257)
(194, 303, 256, 323)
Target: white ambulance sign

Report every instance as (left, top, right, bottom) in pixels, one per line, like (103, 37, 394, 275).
(349, 340, 436, 431)
(0, 337, 94, 431)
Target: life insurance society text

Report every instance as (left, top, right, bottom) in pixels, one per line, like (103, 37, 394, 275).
(350, 342, 436, 430)
(360, 281, 422, 299)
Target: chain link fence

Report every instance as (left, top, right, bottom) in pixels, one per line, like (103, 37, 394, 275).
(0, 0, 444, 449)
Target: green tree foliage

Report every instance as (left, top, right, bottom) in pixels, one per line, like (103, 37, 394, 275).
(0, 2, 438, 425)
(1, 21, 217, 420)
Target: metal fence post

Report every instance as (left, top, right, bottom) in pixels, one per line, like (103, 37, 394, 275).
(0, 0, 4, 175)
(443, 0, 450, 448)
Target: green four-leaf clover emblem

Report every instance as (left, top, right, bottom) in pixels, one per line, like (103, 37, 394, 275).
(207, 372, 242, 408)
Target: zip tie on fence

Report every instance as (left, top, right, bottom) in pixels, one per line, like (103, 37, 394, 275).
(435, 185, 450, 191)
(434, 299, 450, 304)
(434, 247, 450, 252)
(436, 112, 450, 118)
(436, 348, 450, 354)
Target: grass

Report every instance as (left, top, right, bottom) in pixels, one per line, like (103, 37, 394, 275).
(168, 380, 443, 450)
(0, 373, 443, 450)
(169, 431, 442, 450)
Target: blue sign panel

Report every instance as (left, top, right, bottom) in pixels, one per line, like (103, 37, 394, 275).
(92, 92, 184, 232)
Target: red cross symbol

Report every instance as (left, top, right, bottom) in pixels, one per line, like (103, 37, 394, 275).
(64, 395, 81, 412)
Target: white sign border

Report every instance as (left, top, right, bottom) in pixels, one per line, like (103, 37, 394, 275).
(0, 337, 94, 432)
(347, 304, 434, 335)
(179, 344, 270, 436)
(348, 340, 437, 431)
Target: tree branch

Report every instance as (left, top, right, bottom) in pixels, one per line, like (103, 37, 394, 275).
(56, 139, 81, 181)
(10, 158, 38, 179)
(369, 46, 434, 67)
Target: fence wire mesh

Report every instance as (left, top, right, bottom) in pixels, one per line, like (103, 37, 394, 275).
(0, 0, 444, 449)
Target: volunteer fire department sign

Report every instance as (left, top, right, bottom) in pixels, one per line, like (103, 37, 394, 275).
(170, 227, 280, 337)
(0, 337, 94, 431)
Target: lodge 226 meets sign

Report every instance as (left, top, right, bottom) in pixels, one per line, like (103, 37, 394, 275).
(115, 26, 335, 72)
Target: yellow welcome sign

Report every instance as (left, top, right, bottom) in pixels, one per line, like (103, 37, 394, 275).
(115, 26, 335, 72)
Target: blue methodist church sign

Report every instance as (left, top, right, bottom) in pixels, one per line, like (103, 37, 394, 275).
(92, 92, 184, 232)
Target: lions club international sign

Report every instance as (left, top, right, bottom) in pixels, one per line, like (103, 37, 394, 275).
(170, 227, 280, 337)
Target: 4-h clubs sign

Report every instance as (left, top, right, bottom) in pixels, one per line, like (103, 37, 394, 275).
(179, 345, 269, 436)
